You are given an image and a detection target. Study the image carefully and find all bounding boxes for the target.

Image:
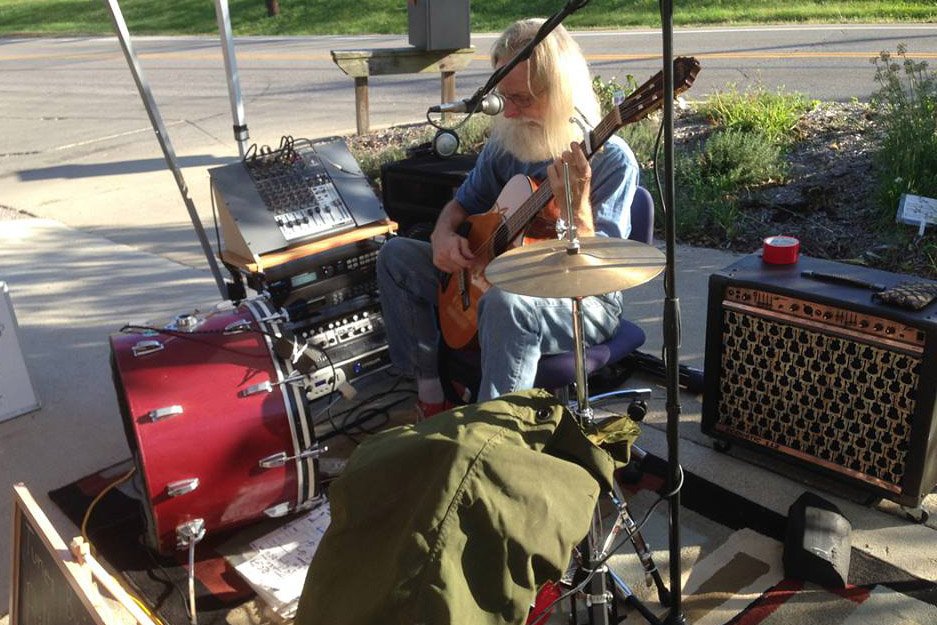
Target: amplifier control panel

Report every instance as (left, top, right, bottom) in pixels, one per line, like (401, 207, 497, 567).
(301, 305, 384, 353)
(292, 299, 390, 402)
(267, 239, 379, 299)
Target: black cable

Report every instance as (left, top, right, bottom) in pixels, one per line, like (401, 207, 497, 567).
(142, 544, 193, 620)
(337, 389, 414, 436)
(317, 379, 416, 442)
(652, 115, 665, 217)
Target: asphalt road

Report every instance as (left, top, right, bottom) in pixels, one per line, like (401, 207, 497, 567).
(2, 24, 937, 270)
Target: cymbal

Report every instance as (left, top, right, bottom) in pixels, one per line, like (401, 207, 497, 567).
(485, 237, 665, 298)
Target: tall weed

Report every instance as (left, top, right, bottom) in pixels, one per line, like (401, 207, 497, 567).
(871, 46, 937, 217)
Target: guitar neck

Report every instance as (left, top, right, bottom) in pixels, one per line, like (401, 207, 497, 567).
(499, 119, 625, 239)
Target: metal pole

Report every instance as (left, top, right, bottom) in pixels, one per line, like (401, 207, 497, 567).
(102, 0, 227, 299)
(660, 1, 686, 623)
(212, 0, 250, 158)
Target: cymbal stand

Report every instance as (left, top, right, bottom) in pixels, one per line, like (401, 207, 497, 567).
(557, 166, 666, 625)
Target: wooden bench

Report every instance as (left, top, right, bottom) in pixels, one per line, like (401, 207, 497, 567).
(331, 47, 476, 135)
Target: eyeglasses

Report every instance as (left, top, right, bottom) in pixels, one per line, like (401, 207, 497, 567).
(493, 88, 539, 110)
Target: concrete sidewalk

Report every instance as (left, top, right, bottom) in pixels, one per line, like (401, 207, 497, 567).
(2, 206, 936, 621)
(1, 36, 936, 612)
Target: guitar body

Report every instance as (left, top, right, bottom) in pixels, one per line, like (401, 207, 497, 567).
(438, 174, 537, 350)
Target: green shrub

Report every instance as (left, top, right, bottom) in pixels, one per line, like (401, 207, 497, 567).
(673, 128, 787, 241)
(700, 85, 814, 146)
(453, 115, 492, 154)
(700, 129, 787, 187)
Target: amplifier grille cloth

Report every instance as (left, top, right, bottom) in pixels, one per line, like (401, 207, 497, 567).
(716, 303, 922, 492)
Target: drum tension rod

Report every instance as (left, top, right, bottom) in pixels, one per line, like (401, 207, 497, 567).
(259, 443, 329, 469)
(239, 371, 307, 397)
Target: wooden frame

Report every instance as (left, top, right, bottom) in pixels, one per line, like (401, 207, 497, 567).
(10, 483, 158, 625)
(10, 483, 109, 624)
(331, 47, 476, 134)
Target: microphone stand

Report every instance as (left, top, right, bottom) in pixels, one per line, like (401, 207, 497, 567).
(659, 2, 687, 624)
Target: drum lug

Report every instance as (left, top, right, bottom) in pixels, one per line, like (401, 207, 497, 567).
(166, 478, 199, 497)
(147, 404, 183, 422)
(239, 371, 306, 398)
(224, 319, 252, 334)
(176, 518, 206, 549)
(239, 381, 273, 397)
(258, 443, 329, 469)
(131, 339, 164, 357)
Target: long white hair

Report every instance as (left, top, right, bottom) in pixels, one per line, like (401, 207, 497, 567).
(489, 19, 600, 162)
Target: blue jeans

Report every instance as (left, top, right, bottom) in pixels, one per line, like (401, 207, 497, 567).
(376, 236, 627, 402)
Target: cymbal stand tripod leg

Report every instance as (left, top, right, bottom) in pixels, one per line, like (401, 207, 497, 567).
(604, 482, 671, 606)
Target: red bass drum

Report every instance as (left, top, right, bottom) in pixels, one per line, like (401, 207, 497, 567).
(110, 298, 321, 554)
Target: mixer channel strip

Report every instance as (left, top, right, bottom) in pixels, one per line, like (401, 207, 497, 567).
(244, 139, 356, 243)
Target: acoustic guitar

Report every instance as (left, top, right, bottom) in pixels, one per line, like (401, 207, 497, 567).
(437, 57, 701, 350)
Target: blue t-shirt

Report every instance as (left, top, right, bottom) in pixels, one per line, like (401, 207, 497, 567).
(454, 134, 638, 239)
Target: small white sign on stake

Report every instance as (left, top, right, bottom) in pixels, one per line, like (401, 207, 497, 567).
(0, 282, 40, 422)
(897, 193, 937, 236)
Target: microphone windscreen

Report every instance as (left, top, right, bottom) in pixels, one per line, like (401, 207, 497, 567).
(432, 130, 460, 158)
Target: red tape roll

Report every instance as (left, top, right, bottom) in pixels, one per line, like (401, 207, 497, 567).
(763, 235, 800, 264)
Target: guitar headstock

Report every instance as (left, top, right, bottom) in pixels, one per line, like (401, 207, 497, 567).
(673, 56, 701, 97)
(613, 56, 701, 125)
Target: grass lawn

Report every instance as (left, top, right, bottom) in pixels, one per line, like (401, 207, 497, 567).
(1, 0, 936, 37)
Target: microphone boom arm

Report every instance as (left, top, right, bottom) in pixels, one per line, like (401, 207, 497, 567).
(431, 0, 591, 115)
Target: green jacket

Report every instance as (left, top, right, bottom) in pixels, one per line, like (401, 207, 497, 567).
(295, 389, 625, 625)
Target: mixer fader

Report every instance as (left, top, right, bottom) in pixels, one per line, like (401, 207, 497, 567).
(245, 139, 356, 242)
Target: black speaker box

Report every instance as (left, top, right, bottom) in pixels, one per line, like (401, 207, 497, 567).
(702, 253, 937, 507)
(380, 153, 476, 239)
(783, 492, 852, 588)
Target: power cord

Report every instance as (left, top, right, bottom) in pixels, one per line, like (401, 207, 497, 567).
(79, 466, 169, 625)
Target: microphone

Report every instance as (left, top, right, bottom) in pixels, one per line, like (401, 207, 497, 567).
(428, 92, 504, 115)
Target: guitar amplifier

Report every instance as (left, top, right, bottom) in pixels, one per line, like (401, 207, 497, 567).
(701, 253, 937, 506)
(380, 153, 476, 239)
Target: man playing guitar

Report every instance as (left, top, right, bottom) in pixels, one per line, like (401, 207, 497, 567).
(376, 18, 639, 418)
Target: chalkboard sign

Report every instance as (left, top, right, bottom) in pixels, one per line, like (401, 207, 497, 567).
(10, 483, 109, 625)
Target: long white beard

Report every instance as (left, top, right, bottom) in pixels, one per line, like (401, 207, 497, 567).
(490, 114, 580, 163)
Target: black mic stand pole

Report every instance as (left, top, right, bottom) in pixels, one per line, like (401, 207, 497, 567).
(659, 1, 687, 623)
